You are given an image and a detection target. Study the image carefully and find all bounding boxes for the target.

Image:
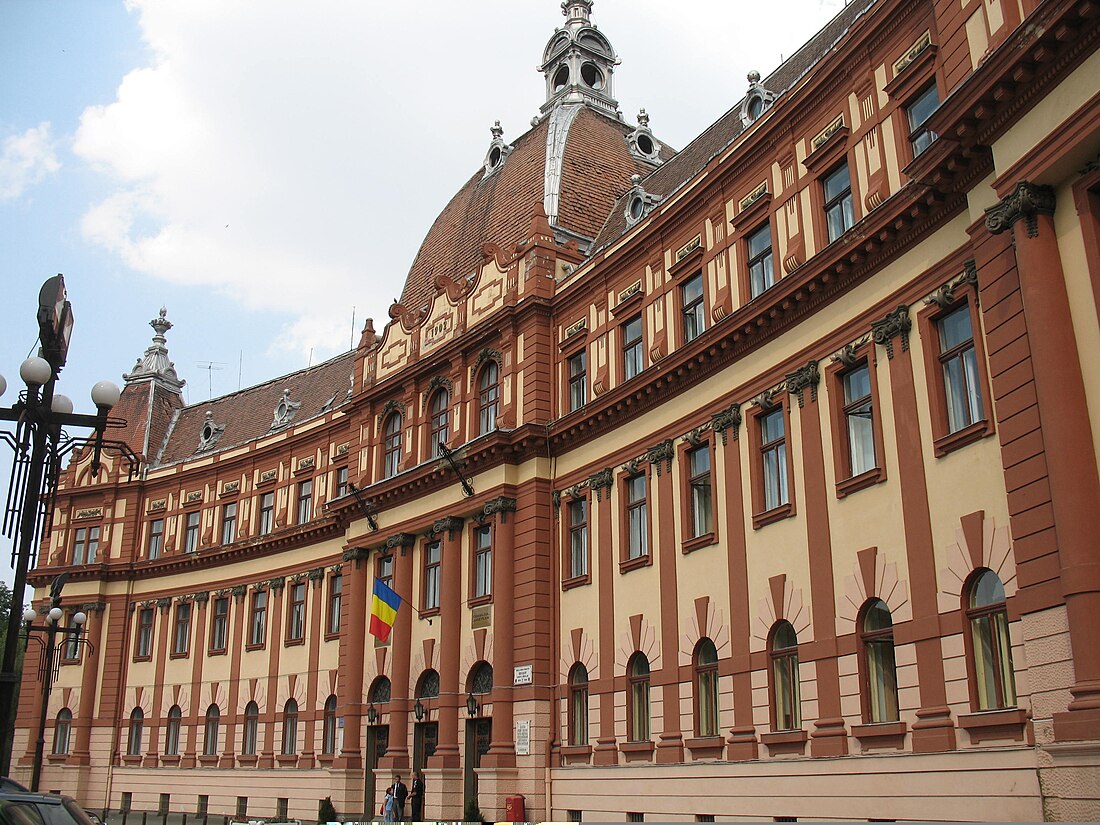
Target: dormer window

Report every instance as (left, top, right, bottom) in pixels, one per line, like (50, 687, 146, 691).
(269, 389, 301, 432)
(196, 411, 225, 453)
(628, 109, 662, 165)
(624, 174, 660, 226)
(740, 70, 776, 127)
(483, 121, 512, 178)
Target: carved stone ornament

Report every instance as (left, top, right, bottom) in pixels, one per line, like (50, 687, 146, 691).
(985, 181, 1055, 238)
(871, 305, 912, 359)
(297, 456, 316, 472)
(231, 585, 247, 600)
(473, 348, 504, 376)
(753, 388, 781, 410)
(786, 360, 821, 408)
(925, 260, 979, 310)
(384, 532, 416, 552)
(222, 480, 240, 495)
(621, 457, 643, 476)
(645, 439, 675, 476)
(711, 403, 742, 444)
(481, 497, 517, 522)
(377, 398, 407, 428)
(156, 598, 171, 612)
(423, 375, 454, 402)
(308, 566, 326, 582)
(588, 468, 614, 500)
(80, 601, 107, 614)
(193, 591, 210, 604)
(683, 428, 706, 447)
(342, 547, 371, 564)
(269, 388, 302, 432)
(149, 499, 167, 512)
(832, 340, 866, 368)
(429, 516, 464, 540)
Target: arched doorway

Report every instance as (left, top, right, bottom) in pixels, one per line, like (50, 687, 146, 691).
(365, 676, 391, 816)
(463, 662, 493, 815)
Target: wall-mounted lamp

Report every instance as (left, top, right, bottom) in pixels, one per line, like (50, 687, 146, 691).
(367, 703, 378, 725)
(414, 699, 426, 722)
(466, 692, 480, 718)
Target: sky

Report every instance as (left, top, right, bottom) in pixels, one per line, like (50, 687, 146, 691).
(0, 0, 849, 593)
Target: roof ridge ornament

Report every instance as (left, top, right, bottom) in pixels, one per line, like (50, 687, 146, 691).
(124, 307, 186, 393)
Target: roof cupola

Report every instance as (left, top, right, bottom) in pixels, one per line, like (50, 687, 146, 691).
(124, 307, 185, 393)
(540, 0, 620, 117)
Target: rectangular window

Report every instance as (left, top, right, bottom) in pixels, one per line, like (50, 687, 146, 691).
(843, 364, 876, 476)
(622, 315, 643, 381)
(158, 794, 170, 817)
(259, 492, 275, 536)
(62, 619, 81, 662)
(568, 498, 588, 579)
(135, 607, 154, 659)
(568, 351, 587, 412)
(121, 793, 132, 813)
(236, 798, 248, 819)
(823, 164, 854, 243)
(907, 83, 940, 157)
(147, 519, 164, 560)
(377, 554, 393, 590)
(423, 540, 441, 612)
(474, 524, 492, 599)
(328, 573, 342, 636)
(183, 511, 200, 554)
(72, 526, 100, 565)
(760, 408, 789, 512)
(334, 465, 349, 499)
(681, 272, 705, 343)
(747, 223, 775, 298)
(626, 474, 648, 560)
(687, 446, 713, 539)
(938, 305, 983, 433)
(210, 597, 229, 653)
(296, 479, 313, 524)
(249, 591, 267, 647)
(287, 581, 306, 642)
(276, 800, 289, 820)
(220, 501, 237, 545)
(172, 602, 191, 656)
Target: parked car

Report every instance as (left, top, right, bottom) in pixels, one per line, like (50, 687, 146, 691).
(0, 792, 96, 825)
(0, 783, 27, 794)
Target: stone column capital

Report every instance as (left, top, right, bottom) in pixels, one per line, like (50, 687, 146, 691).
(985, 181, 1056, 238)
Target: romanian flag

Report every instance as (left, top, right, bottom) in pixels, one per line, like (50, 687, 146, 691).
(368, 577, 402, 642)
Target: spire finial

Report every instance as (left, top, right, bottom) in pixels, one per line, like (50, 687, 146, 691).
(491, 120, 504, 140)
(124, 307, 185, 392)
(561, 0, 593, 23)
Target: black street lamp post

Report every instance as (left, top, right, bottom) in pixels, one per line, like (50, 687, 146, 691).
(0, 275, 136, 778)
(21, 572, 91, 792)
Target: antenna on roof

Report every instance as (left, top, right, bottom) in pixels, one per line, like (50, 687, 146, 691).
(350, 306, 356, 350)
(196, 361, 226, 400)
(238, 350, 243, 391)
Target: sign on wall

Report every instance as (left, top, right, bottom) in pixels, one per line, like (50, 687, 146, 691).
(514, 664, 533, 685)
(515, 719, 531, 756)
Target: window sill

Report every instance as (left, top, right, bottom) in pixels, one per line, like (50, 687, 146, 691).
(419, 607, 441, 620)
(835, 466, 885, 498)
(169, 651, 190, 660)
(760, 728, 808, 755)
(284, 637, 305, 648)
(245, 642, 266, 652)
(467, 595, 492, 609)
(160, 754, 181, 766)
(559, 744, 592, 765)
(562, 573, 592, 591)
(47, 754, 69, 764)
(957, 707, 1029, 743)
(684, 736, 725, 760)
(681, 533, 717, 554)
(208, 647, 227, 657)
(121, 755, 143, 766)
(237, 755, 258, 767)
(317, 754, 336, 766)
(132, 656, 152, 664)
(324, 632, 340, 642)
(933, 419, 993, 457)
(619, 553, 652, 574)
(753, 502, 793, 530)
(276, 754, 299, 766)
(851, 720, 907, 748)
(197, 755, 219, 766)
(619, 740, 655, 762)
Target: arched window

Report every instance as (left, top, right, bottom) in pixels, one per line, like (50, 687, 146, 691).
(282, 699, 299, 755)
(417, 669, 440, 700)
(478, 362, 499, 435)
(627, 652, 650, 742)
(369, 676, 392, 705)
(966, 569, 1016, 710)
(430, 390, 449, 457)
(127, 707, 143, 756)
(860, 599, 899, 723)
(164, 705, 182, 756)
(243, 700, 260, 755)
(203, 704, 220, 757)
(694, 638, 720, 737)
(383, 412, 402, 478)
(568, 663, 589, 746)
(52, 708, 72, 756)
(322, 695, 338, 755)
(769, 621, 801, 731)
(468, 662, 494, 697)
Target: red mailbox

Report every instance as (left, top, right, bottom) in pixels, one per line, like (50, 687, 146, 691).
(504, 794, 526, 822)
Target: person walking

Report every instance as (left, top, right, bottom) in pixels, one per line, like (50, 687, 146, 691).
(390, 773, 409, 821)
(410, 769, 425, 821)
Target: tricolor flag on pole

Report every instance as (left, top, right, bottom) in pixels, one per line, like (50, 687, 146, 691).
(369, 577, 402, 643)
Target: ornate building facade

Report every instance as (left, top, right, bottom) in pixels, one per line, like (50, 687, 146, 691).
(15, 0, 1100, 819)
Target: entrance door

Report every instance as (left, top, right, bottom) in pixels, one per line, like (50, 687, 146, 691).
(413, 721, 438, 773)
(365, 725, 389, 817)
(462, 718, 491, 815)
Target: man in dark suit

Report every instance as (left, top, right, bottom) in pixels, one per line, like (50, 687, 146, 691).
(410, 770, 425, 821)
(390, 774, 409, 821)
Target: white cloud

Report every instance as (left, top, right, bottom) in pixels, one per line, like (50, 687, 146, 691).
(73, 0, 853, 362)
(0, 123, 61, 200)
